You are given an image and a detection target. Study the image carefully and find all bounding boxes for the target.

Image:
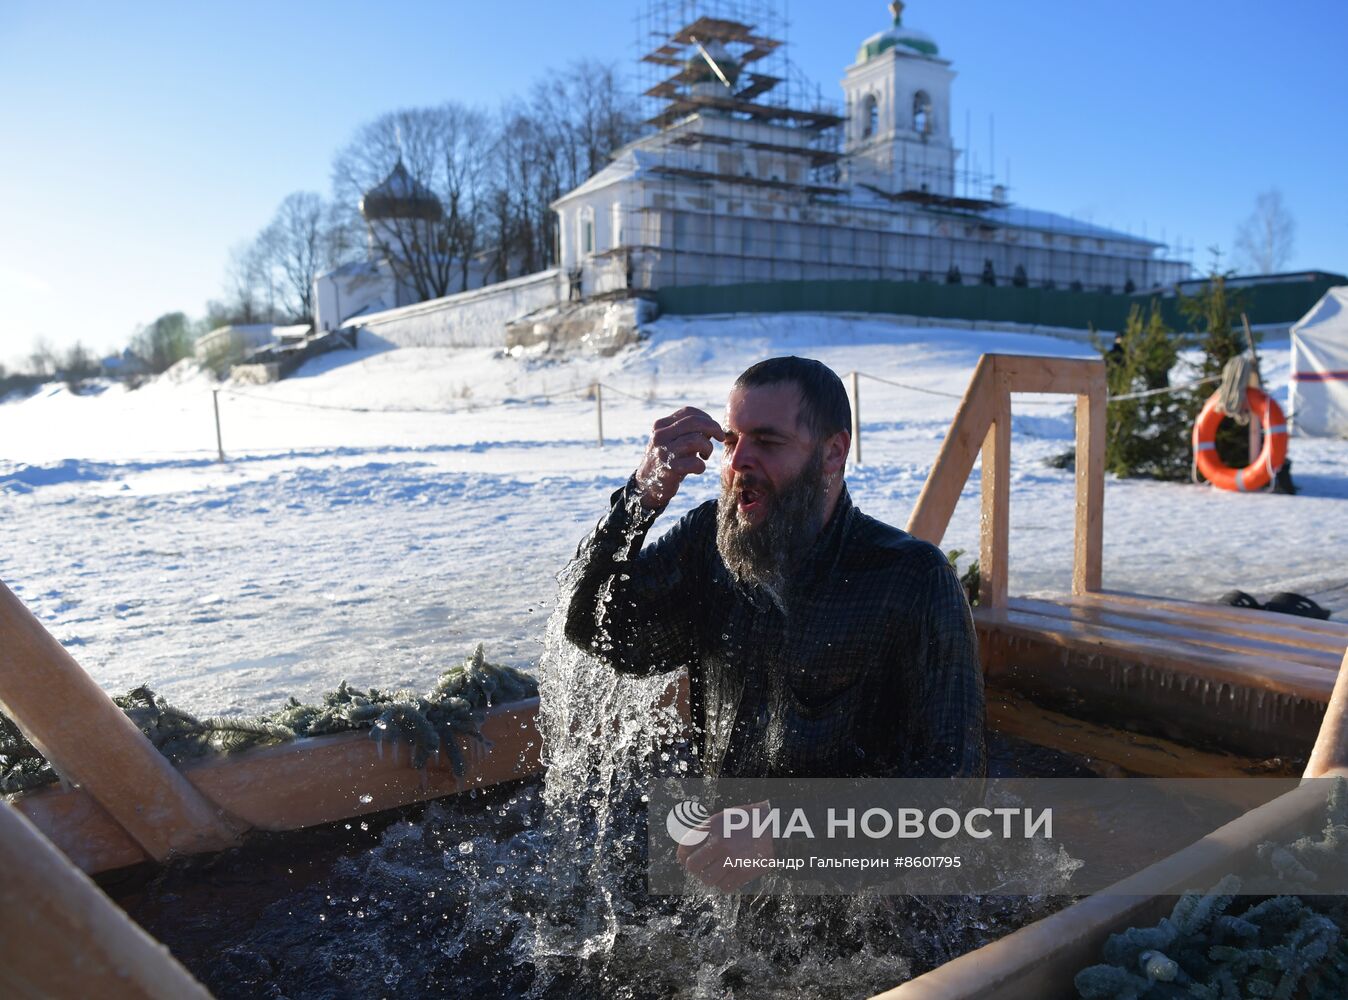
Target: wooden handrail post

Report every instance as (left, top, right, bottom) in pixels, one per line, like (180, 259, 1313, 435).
(907, 355, 998, 545)
(1305, 649, 1348, 780)
(1073, 370, 1107, 595)
(0, 580, 241, 861)
(0, 799, 213, 999)
(910, 353, 1106, 596)
(979, 372, 1011, 609)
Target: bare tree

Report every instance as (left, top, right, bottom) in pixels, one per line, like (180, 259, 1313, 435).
(60, 342, 100, 381)
(27, 337, 56, 377)
(332, 102, 492, 302)
(481, 61, 640, 280)
(214, 240, 277, 326)
(1234, 189, 1296, 274)
(255, 192, 356, 323)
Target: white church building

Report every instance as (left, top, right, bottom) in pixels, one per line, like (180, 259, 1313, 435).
(317, 1, 1190, 347)
(554, 1, 1189, 299)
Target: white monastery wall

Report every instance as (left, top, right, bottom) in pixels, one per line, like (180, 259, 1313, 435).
(350, 269, 563, 349)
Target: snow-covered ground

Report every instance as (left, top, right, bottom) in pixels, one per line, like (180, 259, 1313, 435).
(2, 314, 1345, 716)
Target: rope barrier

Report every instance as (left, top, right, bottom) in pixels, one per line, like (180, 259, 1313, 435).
(853, 371, 965, 400)
(1108, 374, 1220, 404)
(221, 390, 469, 415)
(211, 365, 1231, 467)
(221, 382, 601, 415)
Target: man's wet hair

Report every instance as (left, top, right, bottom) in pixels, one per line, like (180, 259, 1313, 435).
(734, 356, 851, 441)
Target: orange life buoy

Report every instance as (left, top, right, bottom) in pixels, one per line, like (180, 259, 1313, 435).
(1192, 385, 1288, 492)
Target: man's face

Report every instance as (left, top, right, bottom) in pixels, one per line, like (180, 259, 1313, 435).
(715, 382, 830, 596)
(719, 383, 820, 528)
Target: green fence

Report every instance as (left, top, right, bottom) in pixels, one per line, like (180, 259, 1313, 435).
(654, 274, 1344, 334)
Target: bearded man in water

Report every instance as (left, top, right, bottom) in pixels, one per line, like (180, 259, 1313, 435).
(563, 356, 984, 888)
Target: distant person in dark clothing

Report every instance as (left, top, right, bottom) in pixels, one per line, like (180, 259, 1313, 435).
(563, 356, 985, 887)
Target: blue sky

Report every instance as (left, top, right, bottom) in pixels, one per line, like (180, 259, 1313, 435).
(1, 0, 1344, 367)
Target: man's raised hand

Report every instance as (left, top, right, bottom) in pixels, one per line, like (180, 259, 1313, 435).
(634, 406, 726, 510)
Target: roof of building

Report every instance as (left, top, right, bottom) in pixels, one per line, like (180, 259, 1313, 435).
(858, 2, 939, 62)
(359, 161, 443, 221)
(976, 206, 1164, 246)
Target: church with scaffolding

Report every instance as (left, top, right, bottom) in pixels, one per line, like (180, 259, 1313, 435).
(553, 1, 1190, 300)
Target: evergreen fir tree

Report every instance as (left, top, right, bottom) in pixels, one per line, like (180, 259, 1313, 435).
(1097, 300, 1190, 479)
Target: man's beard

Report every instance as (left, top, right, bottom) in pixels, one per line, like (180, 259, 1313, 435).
(715, 444, 828, 607)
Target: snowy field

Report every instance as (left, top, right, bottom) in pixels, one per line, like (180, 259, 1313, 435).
(2, 314, 1345, 716)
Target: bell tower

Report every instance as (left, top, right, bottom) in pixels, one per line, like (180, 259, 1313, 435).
(840, 2, 958, 196)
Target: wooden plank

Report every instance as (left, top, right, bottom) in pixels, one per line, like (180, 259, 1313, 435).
(0, 800, 212, 999)
(1006, 598, 1342, 670)
(14, 698, 544, 875)
(979, 392, 1011, 609)
(1088, 589, 1348, 638)
(1305, 650, 1348, 778)
(993, 354, 1106, 396)
(1073, 375, 1106, 594)
(987, 689, 1283, 780)
(907, 356, 998, 546)
(976, 607, 1337, 702)
(0, 579, 241, 862)
(188, 698, 542, 831)
(1068, 593, 1348, 655)
(8, 780, 149, 874)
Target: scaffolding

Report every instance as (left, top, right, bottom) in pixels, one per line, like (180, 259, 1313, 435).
(567, 0, 1193, 298)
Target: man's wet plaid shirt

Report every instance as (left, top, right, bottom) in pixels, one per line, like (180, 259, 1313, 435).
(564, 478, 986, 780)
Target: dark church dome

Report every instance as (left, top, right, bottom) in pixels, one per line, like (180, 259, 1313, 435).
(359, 161, 443, 222)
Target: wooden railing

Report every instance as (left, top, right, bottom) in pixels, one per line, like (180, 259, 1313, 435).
(0, 579, 243, 861)
(906, 353, 1108, 609)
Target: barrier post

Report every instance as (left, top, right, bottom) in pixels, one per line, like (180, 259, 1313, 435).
(595, 382, 604, 448)
(850, 371, 861, 466)
(212, 389, 225, 463)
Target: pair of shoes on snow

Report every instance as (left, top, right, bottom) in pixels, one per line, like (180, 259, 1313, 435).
(1218, 590, 1331, 620)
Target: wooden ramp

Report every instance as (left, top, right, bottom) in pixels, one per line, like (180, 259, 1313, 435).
(908, 354, 1348, 761)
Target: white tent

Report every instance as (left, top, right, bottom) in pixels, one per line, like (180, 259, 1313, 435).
(1289, 286, 1348, 438)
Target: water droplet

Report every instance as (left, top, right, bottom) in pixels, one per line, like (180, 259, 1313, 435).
(458, 841, 473, 855)
(359, 793, 373, 804)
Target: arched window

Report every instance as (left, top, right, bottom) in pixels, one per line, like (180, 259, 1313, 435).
(861, 94, 879, 139)
(580, 207, 594, 255)
(913, 91, 932, 134)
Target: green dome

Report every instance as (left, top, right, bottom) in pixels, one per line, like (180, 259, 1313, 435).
(858, 2, 939, 61)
